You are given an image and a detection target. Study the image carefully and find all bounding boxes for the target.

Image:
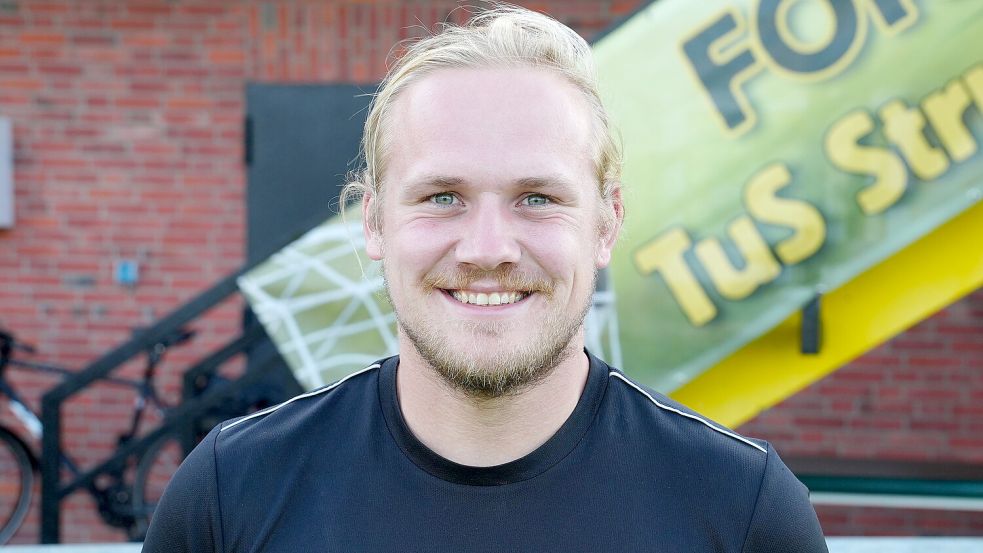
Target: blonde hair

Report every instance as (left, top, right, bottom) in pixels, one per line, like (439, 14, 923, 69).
(341, 3, 622, 230)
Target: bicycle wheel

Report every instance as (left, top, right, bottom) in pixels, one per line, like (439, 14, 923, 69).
(0, 427, 34, 545)
(130, 433, 185, 540)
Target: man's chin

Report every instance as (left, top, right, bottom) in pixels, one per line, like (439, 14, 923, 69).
(412, 337, 580, 399)
(431, 358, 554, 399)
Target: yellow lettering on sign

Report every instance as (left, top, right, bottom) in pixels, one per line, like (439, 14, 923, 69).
(880, 99, 949, 180)
(825, 109, 908, 215)
(923, 77, 978, 163)
(826, 63, 983, 215)
(634, 228, 717, 326)
(744, 162, 826, 264)
(694, 216, 781, 300)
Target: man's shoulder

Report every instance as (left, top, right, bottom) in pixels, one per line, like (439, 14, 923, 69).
(597, 364, 825, 551)
(214, 359, 385, 448)
(602, 365, 770, 462)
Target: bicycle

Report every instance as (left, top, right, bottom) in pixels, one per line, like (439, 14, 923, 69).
(0, 326, 197, 544)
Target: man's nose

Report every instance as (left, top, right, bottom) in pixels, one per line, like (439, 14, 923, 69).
(454, 203, 521, 270)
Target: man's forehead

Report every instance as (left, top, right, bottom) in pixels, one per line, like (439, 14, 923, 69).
(399, 65, 586, 105)
(382, 66, 597, 188)
(387, 67, 593, 142)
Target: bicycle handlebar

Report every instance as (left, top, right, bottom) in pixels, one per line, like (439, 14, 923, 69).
(0, 329, 37, 355)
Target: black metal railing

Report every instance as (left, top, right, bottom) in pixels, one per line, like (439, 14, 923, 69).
(38, 211, 329, 543)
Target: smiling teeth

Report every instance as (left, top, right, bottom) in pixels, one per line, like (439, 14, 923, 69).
(451, 290, 527, 305)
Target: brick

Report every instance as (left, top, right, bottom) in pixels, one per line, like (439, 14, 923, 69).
(165, 96, 213, 110)
(0, 77, 44, 90)
(909, 419, 960, 432)
(828, 369, 884, 383)
(891, 338, 947, 351)
(0, 61, 32, 72)
(122, 30, 171, 47)
(115, 95, 160, 109)
(908, 356, 962, 368)
(949, 438, 983, 449)
(179, 4, 227, 16)
(938, 323, 983, 335)
(133, 142, 178, 156)
(19, 32, 66, 45)
(29, 2, 72, 14)
(953, 341, 983, 352)
(128, 3, 174, 16)
(40, 156, 89, 169)
(850, 416, 905, 430)
(81, 143, 126, 155)
(854, 512, 906, 528)
(129, 79, 171, 93)
(110, 17, 157, 31)
(208, 49, 246, 64)
(908, 388, 961, 401)
(71, 33, 117, 47)
(953, 405, 983, 416)
(794, 416, 844, 428)
(0, 13, 25, 25)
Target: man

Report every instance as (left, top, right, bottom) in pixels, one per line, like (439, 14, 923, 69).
(144, 5, 828, 552)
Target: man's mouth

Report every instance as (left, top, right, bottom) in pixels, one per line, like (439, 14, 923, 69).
(445, 289, 530, 306)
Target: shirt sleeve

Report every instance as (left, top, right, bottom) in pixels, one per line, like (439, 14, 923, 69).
(142, 426, 223, 553)
(741, 444, 828, 553)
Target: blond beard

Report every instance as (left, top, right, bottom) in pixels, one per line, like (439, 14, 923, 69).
(385, 265, 595, 399)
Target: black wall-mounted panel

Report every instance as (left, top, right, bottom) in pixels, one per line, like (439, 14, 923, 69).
(245, 83, 375, 263)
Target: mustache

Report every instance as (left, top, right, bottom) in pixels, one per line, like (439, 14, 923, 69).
(422, 266, 554, 296)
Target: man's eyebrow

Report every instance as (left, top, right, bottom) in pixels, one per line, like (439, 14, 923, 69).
(513, 176, 577, 191)
(402, 176, 466, 194)
(400, 175, 464, 196)
(402, 175, 578, 193)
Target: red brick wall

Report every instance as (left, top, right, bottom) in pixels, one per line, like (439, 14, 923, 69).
(0, 0, 979, 544)
(0, 0, 254, 543)
(739, 289, 983, 535)
(741, 290, 983, 463)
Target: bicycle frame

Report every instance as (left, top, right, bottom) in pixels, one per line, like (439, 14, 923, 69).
(0, 360, 171, 485)
(0, 327, 193, 540)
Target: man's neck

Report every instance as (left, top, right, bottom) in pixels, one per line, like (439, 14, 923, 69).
(395, 342, 590, 467)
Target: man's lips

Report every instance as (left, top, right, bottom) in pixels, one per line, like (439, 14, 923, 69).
(441, 289, 531, 306)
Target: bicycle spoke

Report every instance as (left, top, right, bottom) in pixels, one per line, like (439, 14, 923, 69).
(0, 429, 34, 545)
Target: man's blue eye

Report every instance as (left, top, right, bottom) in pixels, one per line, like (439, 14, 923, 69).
(432, 193, 456, 205)
(523, 194, 550, 206)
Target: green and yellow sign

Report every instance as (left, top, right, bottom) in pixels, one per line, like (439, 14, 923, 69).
(596, 0, 983, 391)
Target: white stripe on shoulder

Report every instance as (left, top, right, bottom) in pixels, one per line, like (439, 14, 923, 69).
(609, 371, 767, 454)
(220, 363, 381, 433)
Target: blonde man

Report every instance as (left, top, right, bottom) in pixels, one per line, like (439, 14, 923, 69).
(145, 5, 827, 552)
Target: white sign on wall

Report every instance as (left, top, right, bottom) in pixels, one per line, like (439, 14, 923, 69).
(0, 117, 12, 228)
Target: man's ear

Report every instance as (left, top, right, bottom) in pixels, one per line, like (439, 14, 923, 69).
(363, 190, 383, 261)
(595, 185, 624, 269)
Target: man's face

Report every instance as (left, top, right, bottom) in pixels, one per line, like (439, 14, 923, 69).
(364, 67, 620, 398)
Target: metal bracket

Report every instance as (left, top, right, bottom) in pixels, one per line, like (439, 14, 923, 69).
(801, 293, 821, 355)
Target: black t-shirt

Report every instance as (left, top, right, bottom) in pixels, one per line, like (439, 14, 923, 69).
(143, 352, 828, 552)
